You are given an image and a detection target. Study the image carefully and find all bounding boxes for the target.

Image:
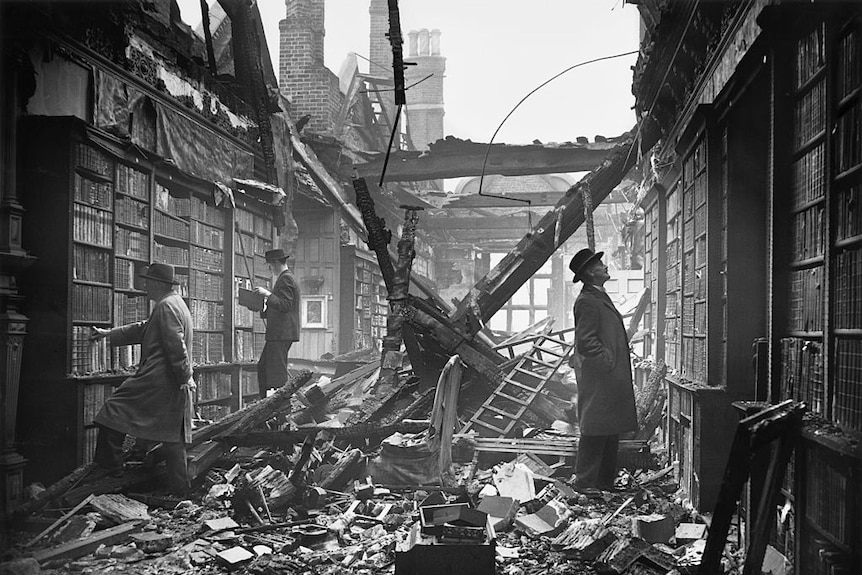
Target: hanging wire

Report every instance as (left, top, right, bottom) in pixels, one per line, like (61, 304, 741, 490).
(477, 50, 639, 230)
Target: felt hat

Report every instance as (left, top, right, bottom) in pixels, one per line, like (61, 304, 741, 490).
(569, 248, 604, 282)
(139, 262, 179, 285)
(264, 248, 289, 263)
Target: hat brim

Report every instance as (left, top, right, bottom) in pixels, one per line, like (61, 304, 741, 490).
(573, 251, 604, 282)
(138, 272, 180, 284)
(265, 256, 289, 263)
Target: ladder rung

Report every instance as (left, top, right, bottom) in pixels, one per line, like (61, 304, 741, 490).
(531, 347, 566, 358)
(521, 357, 557, 370)
(513, 366, 544, 379)
(494, 392, 531, 406)
(501, 379, 543, 393)
(468, 419, 508, 434)
(481, 404, 520, 420)
(538, 335, 571, 347)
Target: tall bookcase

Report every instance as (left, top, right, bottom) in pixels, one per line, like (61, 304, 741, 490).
(18, 116, 277, 481)
(772, 14, 862, 574)
(338, 245, 388, 354)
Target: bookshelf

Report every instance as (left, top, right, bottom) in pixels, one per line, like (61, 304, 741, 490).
(339, 245, 388, 354)
(19, 117, 277, 477)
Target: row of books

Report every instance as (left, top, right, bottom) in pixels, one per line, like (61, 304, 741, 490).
(791, 204, 826, 262)
(234, 208, 273, 238)
(154, 211, 190, 241)
(191, 195, 225, 226)
(791, 143, 825, 209)
(795, 23, 825, 90)
(191, 220, 224, 250)
(115, 258, 142, 290)
(192, 269, 224, 300)
(117, 163, 149, 199)
(834, 185, 862, 241)
(74, 204, 113, 247)
(116, 194, 149, 229)
(834, 104, 861, 175)
(72, 284, 112, 322)
(788, 266, 824, 333)
(833, 337, 862, 433)
(680, 335, 707, 382)
(196, 370, 232, 402)
(837, 29, 859, 100)
(74, 173, 113, 210)
(73, 244, 111, 284)
(192, 332, 224, 365)
(76, 143, 113, 178)
(804, 448, 850, 547)
(115, 227, 149, 260)
(234, 329, 257, 362)
(682, 139, 706, 184)
(71, 326, 110, 375)
(793, 79, 825, 150)
(190, 299, 225, 330)
(71, 326, 141, 375)
(155, 184, 191, 216)
(832, 247, 862, 329)
(193, 246, 223, 273)
(779, 337, 825, 415)
(115, 292, 149, 325)
(241, 370, 259, 396)
(153, 240, 189, 266)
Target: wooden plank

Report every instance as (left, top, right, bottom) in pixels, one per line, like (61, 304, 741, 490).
(25, 494, 95, 547)
(33, 521, 143, 564)
(462, 436, 648, 457)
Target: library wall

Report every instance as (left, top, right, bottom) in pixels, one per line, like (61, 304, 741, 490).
(17, 117, 278, 481)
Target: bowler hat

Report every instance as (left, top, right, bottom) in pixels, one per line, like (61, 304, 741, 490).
(139, 262, 179, 284)
(569, 248, 604, 282)
(264, 248, 289, 263)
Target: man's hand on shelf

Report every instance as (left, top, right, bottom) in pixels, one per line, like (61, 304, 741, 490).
(90, 326, 110, 341)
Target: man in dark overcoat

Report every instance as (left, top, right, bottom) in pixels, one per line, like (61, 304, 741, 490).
(253, 248, 300, 398)
(569, 248, 637, 494)
(90, 262, 195, 495)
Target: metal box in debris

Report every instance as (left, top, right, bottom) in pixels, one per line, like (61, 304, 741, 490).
(396, 515, 496, 575)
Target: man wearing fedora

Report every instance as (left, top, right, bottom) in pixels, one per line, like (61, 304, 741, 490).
(568, 248, 637, 495)
(90, 262, 195, 495)
(253, 248, 301, 399)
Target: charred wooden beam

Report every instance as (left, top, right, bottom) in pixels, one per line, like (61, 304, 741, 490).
(188, 370, 314, 479)
(378, 205, 423, 392)
(450, 123, 660, 333)
(217, 420, 430, 447)
(354, 142, 617, 182)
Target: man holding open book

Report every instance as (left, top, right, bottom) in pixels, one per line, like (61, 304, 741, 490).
(253, 248, 301, 399)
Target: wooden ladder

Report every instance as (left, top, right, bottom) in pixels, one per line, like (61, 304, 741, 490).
(461, 327, 575, 437)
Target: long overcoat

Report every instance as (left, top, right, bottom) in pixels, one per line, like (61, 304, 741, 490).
(95, 291, 194, 443)
(262, 269, 300, 341)
(571, 284, 637, 436)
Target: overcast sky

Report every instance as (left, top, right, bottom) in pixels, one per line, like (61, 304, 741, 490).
(177, 0, 640, 146)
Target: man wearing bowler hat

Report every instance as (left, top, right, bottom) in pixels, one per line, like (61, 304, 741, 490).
(253, 248, 301, 398)
(90, 262, 195, 495)
(568, 248, 637, 496)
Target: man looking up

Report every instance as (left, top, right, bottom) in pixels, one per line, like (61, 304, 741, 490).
(568, 248, 637, 496)
(90, 262, 195, 495)
(253, 248, 300, 399)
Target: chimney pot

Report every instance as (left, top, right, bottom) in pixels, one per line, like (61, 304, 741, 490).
(430, 29, 441, 55)
(418, 28, 430, 56)
(408, 30, 419, 57)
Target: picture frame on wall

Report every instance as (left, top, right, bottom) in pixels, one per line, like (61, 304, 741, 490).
(301, 295, 327, 329)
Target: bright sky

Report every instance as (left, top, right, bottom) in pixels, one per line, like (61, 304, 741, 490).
(177, 0, 640, 145)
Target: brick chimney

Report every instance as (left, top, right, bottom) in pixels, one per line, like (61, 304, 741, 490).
(279, 0, 338, 133)
(404, 28, 445, 151)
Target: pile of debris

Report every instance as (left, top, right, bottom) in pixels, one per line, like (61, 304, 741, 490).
(1, 353, 743, 575)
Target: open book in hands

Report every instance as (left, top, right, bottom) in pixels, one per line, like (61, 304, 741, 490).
(238, 287, 265, 311)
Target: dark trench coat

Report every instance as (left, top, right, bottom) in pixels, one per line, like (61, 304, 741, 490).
(571, 284, 638, 436)
(94, 291, 194, 444)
